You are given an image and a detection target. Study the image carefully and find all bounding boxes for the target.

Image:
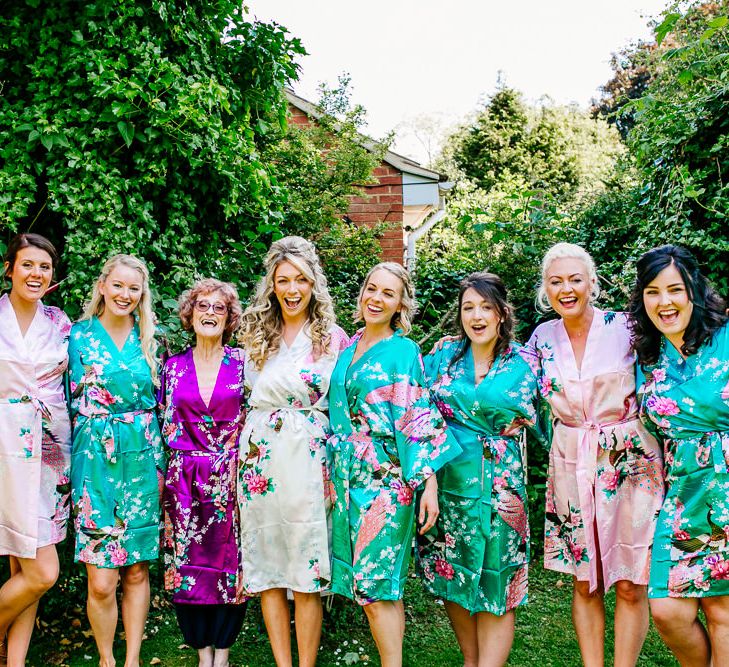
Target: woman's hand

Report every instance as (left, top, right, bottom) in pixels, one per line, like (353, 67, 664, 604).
(418, 475, 439, 535)
(428, 335, 458, 355)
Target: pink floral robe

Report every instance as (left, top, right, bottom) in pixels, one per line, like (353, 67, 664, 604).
(0, 294, 72, 558)
(528, 309, 664, 592)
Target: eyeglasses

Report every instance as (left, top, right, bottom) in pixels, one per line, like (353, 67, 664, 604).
(194, 300, 228, 316)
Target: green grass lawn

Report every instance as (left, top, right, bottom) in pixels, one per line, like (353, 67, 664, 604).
(26, 565, 676, 666)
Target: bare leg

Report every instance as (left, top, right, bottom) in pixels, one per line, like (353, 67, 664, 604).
(212, 647, 230, 667)
(260, 588, 292, 667)
(292, 591, 322, 667)
(362, 600, 404, 667)
(476, 610, 515, 667)
(86, 565, 121, 667)
(702, 596, 729, 666)
(572, 579, 605, 667)
(613, 581, 648, 667)
(650, 597, 709, 667)
(0, 546, 59, 667)
(120, 563, 149, 667)
(443, 601, 478, 667)
(5, 556, 39, 667)
(197, 646, 214, 667)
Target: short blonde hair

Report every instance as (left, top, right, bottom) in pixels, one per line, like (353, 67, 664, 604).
(536, 242, 600, 312)
(178, 278, 242, 345)
(354, 262, 416, 334)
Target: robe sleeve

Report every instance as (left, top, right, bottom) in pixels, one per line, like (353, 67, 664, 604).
(523, 330, 553, 449)
(392, 346, 461, 488)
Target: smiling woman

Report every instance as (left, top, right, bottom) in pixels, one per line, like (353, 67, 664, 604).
(160, 278, 247, 667)
(67, 254, 165, 667)
(629, 245, 729, 665)
(237, 236, 349, 667)
(0, 233, 71, 667)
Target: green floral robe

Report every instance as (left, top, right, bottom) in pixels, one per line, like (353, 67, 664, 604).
(638, 323, 729, 598)
(68, 317, 165, 567)
(417, 340, 542, 615)
(328, 330, 461, 605)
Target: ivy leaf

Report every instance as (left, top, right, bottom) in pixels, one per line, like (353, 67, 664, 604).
(655, 13, 681, 45)
(117, 121, 134, 147)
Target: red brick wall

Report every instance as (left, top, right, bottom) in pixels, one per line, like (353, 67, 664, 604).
(349, 164, 404, 264)
(287, 102, 404, 264)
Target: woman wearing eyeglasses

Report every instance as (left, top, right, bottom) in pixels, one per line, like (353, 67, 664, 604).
(68, 254, 165, 667)
(160, 278, 248, 667)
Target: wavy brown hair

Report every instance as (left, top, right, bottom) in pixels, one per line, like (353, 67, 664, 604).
(239, 236, 336, 369)
(449, 272, 514, 371)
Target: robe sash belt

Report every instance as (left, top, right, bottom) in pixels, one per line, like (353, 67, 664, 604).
(184, 449, 236, 506)
(558, 412, 638, 593)
(75, 407, 155, 462)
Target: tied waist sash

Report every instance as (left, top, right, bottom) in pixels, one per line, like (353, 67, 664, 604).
(555, 411, 639, 592)
(75, 406, 155, 462)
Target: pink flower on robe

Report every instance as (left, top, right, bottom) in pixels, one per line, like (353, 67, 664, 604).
(108, 543, 128, 566)
(246, 473, 269, 495)
(646, 395, 680, 416)
(391, 480, 414, 506)
(707, 555, 729, 580)
(434, 558, 455, 580)
(652, 368, 666, 383)
(87, 385, 117, 407)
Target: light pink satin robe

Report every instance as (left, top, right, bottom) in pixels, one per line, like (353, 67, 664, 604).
(528, 309, 664, 592)
(0, 294, 72, 558)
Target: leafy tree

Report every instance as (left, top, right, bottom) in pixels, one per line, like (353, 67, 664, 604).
(580, 0, 729, 296)
(0, 0, 304, 339)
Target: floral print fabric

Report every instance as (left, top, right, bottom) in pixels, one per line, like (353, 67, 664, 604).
(0, 294, 72, 557)
(238, 324, 349, 593)
(68, 317, 165, 567)
(328, 330, 461, 605)
(417, 340, 542, 615)
(638, 323, 729, 598)
(160, 346, 247, 604)
(528, 310, 664, 592)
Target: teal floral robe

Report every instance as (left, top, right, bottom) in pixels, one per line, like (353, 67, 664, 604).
(417, 340, 542, 615)
(68, 317, 166, 567)
(637, 323, 729, 598)
(328, 330, 461, 605)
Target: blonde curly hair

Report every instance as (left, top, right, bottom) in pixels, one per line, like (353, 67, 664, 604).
(81, 254, 159, 385)
(239, 236, 336, 369)
(354, 262, 416, 334)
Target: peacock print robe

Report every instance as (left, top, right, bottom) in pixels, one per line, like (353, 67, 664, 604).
(68, 316, 165, 567)
(417, 340, 542, 615)
(328, 330, 461, 605)
(528, 309, 664, 592)
(638, 323, 729, 598)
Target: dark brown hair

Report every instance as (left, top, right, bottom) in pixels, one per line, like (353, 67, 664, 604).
(4, 233, 59, 277)
(449, 271, 514, 371)
(628, 244, 727, 365)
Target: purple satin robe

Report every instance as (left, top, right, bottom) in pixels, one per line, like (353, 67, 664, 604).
(160, 346, 246, 605)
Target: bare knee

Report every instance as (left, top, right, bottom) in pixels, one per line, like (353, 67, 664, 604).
(574, 580, 603, 600)
(88, 575, 118, 601)
(121, 562, 149, 588)
(703, 598, 729, 636)
(614, 580, 647, 605)
(25, 560, 59, 595)
(650, 599, 697, 635)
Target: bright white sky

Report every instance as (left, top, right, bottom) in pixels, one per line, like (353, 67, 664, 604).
(246, 1, 668, 163)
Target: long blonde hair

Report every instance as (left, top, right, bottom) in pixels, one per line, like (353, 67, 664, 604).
(81, 254, 159, 384)
(239, 236, 336, 369)
(354, 262, 417, 334)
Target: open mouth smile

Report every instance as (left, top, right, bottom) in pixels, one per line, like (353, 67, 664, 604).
(657, 308, 679, 325)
